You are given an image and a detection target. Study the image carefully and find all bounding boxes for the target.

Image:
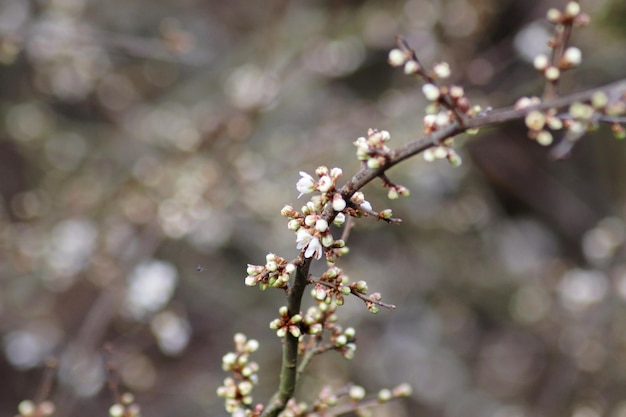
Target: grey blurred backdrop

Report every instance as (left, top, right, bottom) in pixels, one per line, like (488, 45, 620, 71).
(1, 0, 626, 416)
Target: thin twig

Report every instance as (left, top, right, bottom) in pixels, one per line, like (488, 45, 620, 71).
(346, 201, 402, 224)
(311, 278, 396, 310)
(397, 36, 468, 125)
(340, 216, 356, 243)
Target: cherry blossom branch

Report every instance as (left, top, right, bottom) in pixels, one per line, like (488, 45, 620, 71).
(339, 78, 626, 199)
(254, 76, 626, 417)
(226, 3, 626, 415)
(261, 258, 311, 417)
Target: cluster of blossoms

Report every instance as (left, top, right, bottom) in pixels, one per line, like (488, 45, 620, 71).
(422, 139, 463, 166)
(109, 393, 141, 417)
(534, 2, 589, 83)
(217, 333, 262, 416)
(279, 383, 413, 417)
(311, 266, 351, 306)
(230, 131, 406, 416)
(269, 306, 304, 338)
(514, 2, 626, 148)
(354, 128, 392, 169)
(245, 253, 295, 289)
(388, 41, 485, 168)
(289, 166, 347, 260)
(520, 92, 626, 147)
(301, 302, 357, 359)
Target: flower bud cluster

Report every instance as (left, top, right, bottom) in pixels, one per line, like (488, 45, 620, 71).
(520, 92, 626, 146)
(280, 381, 412, 417)
(354, 128, 392, 169)
(386, 184, 410, 200)
(364, 292, 383, 314)
(217, 333, 261, 415)
(296, 166, 343, 198)
(280, 399, 308, 417)
(245, 253, 295, 289)
(109, 393, 141, 417)
(524, 109, 563, 146)
(546, 2, 590, 26)
(535, 2, 589, 84)
(270, 306, 303, 338)
(388, 48, 419, 75)
(423, 142, 463, 166)
(564, 95, 625, 141)
(420, 87, 470, 166)
(16, 400, 55, 417)
(310, 266, 351, 306)
(302, 302, 357, 359)
(287, 167, 347, 260)
(388, 40, 476, 169)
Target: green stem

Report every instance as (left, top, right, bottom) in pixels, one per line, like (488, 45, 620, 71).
(260, 258, 311, 417)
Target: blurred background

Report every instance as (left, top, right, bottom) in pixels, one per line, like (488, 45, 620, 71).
(1, 0, 626, 416)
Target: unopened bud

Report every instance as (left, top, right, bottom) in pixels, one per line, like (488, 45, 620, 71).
(422, 83, 440, 101)
(388, 48, 407, 67)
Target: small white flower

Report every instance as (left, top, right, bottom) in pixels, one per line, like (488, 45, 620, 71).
(330, 167, 343, 179)
(433, 146, 448, 159)
(313, 285, 327, 300)
(333, 212, 346, 226)
(436, 111, 451, 128)
(315, 219, 329, 232)
(353, 136, 368, 149)
(351, 191, 365, 204)
(388, 48, 407, 67)
(315, 165, 329, 177)
(433, 62, 451, 79)
(564, 1, 580, 17)
(296, 228, 312, 249)
(422, 83, 440, 101)
(287, 219, 301, 231)
(296, 171, 316, 198)
(533, 54, 549, 71)
(545, 66, 560, 81)
(563, 47, 582, 67)
(332, 195, 346, 212)
(306, 237, 323, 259)
(360, 201, 373, 211)
(317, 175, 333, 193)
(321, 234, 334, 247)
(404, 60, 419, 75)
(295, 228, 323, 259)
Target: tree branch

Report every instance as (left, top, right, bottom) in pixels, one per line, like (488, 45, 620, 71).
(340, 78, 626, 198)
(259, 77, 626, 417)
(261, 258, 311, 417)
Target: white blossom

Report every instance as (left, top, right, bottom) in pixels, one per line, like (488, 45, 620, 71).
(332, 195, 347, 211)
(315, 219, 329, 232)
(296, 228, 323, 259)
(317, 175, 333, 193)
(296, 171, 316, 198)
